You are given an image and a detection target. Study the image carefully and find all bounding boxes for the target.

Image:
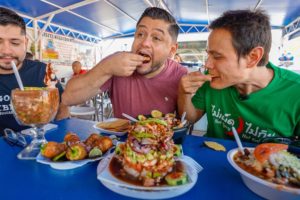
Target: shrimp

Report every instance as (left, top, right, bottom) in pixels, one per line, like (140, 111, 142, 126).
(254, 143, 288, 163)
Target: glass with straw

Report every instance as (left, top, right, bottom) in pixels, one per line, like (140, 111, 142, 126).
(10, 61, 59, 159)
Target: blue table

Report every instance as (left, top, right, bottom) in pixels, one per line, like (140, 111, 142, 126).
(0, 118, 262, 200)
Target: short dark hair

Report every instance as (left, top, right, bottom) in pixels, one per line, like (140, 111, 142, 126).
(0, 7, 26, 35)
(25, 52, 33, 60)
(72, 61, 81, 66)
(209, 9, 271, 66)
(137, 7, 179, 42)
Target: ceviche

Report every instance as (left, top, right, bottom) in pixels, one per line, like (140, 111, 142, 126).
(234, 143, 300, 188)
(113, 118, 185, 187)
(137, 110, 185, 130)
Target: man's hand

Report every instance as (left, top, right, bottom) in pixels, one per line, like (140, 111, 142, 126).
(177, 71, 210, 123)
(100, 51, 145, 77)
(179, 71, 212, 94)
(62, 51, 145, 106)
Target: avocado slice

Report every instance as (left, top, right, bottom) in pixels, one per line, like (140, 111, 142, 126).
(115, 144, 122, 155)
(131, 131, 155, 139)
(137, 115, 147, 121)
(165, 172, 187, 186)
(138, 118, 167, 126)
(89, 147, 102, 158)
(173, 144, 182, 157)
(52, 151, 66, 161)
(151, 110, 163, 118)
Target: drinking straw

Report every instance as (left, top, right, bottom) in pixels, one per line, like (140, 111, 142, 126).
(232, 127, 244, 155)
(11, 61, 24, 90)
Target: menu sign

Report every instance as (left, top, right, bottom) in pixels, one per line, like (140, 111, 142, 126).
(41, 32, 97, 69)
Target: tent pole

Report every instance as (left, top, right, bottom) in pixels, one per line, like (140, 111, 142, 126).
(33, 20, 39, 60)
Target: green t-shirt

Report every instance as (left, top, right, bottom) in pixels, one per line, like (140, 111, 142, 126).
(192, 62, 300, 143)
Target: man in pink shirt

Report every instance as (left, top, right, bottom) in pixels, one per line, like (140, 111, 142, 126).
(62, 7, 187, 118)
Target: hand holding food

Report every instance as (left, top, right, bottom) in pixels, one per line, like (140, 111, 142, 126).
(99, 52, 144, 77)
(179, 71, 212, 94)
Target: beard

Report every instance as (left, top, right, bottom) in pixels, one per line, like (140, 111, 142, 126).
(136, 59, 164, 75)
(0, 65, 13, 71)
(0, 55, 22, 71)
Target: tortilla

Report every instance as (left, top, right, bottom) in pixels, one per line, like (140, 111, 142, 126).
(97, 119, 130, 132)
(204, 141, 226, 151)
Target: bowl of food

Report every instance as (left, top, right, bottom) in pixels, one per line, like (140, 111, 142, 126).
(227, 143, 300, 200)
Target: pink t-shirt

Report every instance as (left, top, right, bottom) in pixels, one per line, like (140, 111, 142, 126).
(101, 59, 188, 118)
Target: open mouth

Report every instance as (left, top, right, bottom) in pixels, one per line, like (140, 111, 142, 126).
(207, 70, 218, 78)
(139, 52, 151, 64)
(210, 75, 219, 80)
(207, 73, 220, 82)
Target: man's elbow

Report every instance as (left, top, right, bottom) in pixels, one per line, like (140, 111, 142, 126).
(186, 110, 203, 124)
(55, 103, 70, 120)
(186, 115, 197, 124)
(61, 91, 72, 106)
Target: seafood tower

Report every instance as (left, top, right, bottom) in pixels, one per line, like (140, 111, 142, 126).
(115, 118, 185, 186)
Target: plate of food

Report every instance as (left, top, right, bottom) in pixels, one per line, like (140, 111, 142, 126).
(227, 143, 300, 200)
(94, 118, 130, 136)
(36, 132, 115, 170)
(97, 119, 200, 199)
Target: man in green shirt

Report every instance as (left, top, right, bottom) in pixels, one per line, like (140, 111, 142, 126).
(178, 9, 300, 143)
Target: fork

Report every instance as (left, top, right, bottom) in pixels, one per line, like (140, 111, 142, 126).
(122, 113, 138, 122)
(181, 155, 203, 173)
(181, 111, 186, 123)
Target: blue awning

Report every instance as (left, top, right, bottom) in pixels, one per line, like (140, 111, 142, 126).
(1, 0, 300, 42)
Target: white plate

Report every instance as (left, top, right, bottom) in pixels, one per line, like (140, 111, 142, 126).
(227, 148, 300, 200)
(36, 147, 114, 170)
(93, 118, 128, 136)
(97, 154, 198, 199)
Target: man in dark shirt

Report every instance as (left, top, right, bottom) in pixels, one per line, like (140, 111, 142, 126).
(0, 7, 69, 135)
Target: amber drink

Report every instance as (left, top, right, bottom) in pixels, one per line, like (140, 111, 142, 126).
(12, 87, 59, 125)
(11, 87, 59, 160)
